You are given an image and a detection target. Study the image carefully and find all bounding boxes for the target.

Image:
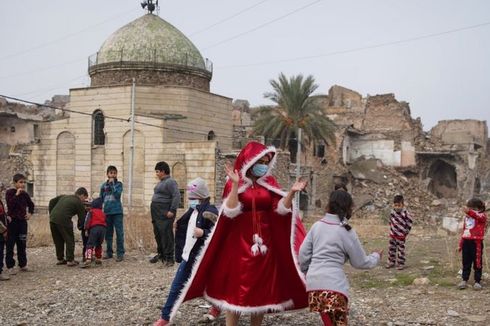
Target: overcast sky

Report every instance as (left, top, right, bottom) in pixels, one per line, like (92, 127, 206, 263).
(0, 0, 489, 129)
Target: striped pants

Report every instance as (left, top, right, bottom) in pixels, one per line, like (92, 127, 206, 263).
(388, 238, 406, 266)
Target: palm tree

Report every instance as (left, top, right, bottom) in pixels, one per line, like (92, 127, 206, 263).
(252, 73, 336, 156)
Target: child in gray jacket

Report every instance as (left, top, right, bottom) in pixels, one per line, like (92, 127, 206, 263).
(299, 190, 382, 326)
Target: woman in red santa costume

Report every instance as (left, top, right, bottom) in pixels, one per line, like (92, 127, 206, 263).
(169, 141, 308, 326)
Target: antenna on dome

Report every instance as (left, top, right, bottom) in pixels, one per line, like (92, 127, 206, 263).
(141, 0, 159, 14)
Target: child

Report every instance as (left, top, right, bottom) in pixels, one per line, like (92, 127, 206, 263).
(5, 173, 34, 274)
(299, 190, 382, 326)
(100, 166, 124, 261)
(385, 194, 413, 270)
(154, 178, 218, 326)
(0, 182, 10, 281)
(458, 198, 487, 290)
(80, 198, 107, 268)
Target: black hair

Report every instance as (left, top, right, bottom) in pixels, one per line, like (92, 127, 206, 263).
(155, 161, 170, 175)
(13, 173, 26, 183)
(326, 190, 353, 231)
(75, 187, 89, 197)
(394, 195, 404, 204)
(106, 165, 118, 173)
(334, 184, 348, 192)
(91, 197, 104, 209)
(467, 197, 485, 212)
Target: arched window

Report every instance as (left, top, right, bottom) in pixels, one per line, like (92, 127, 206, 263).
(93, 110, 105, 145)
(207, 130, 216, 140)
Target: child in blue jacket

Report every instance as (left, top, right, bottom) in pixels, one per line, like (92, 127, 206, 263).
(100, 166, 124, 261)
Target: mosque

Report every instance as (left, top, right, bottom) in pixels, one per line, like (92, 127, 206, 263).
(29, 7, 234, 209)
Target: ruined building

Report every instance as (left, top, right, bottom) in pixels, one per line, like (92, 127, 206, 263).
(316, 85, 489, 206)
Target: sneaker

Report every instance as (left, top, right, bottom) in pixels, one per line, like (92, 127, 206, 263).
(103, 254, 113, 260)
(56, 260, 67, 265)
(66, 260, 79, 267)
(396, 265, 405, 270)
(474, 282, 483, 291)
(202, 306, 221, 322)
(149, 255, 161, 264)
(80, 261, 91, 269)
(153, 318, 169, 326)
(0, 273, 10, 281)
(8, 268, 17, 275)
(20, 266, 31, 272)
(116, 256, 124, 262)
(385, 263, 395, 269)
(95, 259, 102, 265)
(458, 280, 467, 289)
(164, 260, 175, 267)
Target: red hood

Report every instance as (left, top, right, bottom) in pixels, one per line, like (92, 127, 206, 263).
(223, 141, 285, 198)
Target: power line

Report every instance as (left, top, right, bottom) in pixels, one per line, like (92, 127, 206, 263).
(215, 20, 490, 69)
(0, 57, 87, 80)
(12, 74, 88, 99)
(0, 8, 138, 61)
(189, 0, 271, 37)
(202, 0, 323, 50)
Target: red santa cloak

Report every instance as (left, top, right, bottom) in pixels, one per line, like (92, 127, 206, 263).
(170, 142, 307, 319)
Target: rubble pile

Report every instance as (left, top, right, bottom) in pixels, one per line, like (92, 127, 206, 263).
(347, 159, 462, 225)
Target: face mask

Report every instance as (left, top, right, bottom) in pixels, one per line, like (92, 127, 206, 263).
(252, 163, 268, 177)
(189, 199, 200, 209)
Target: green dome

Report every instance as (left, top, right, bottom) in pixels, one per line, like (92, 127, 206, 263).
(96, 14, 206, 70)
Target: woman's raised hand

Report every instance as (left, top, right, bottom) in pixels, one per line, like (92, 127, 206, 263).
(290, 177, 307, 193)
(225, 161, 240, 184)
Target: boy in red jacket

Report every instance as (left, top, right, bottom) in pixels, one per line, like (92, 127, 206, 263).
(81, 198, 106, 268)
(458, 198, 487, 290)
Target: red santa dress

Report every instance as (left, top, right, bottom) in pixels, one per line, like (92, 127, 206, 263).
(170, 142, 307, 319)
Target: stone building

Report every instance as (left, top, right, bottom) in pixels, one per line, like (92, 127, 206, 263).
(26, 12, 234, 210)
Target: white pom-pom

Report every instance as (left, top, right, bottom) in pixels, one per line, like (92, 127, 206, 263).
(251, 243, 259, 256)
(260, 244, 268, 255)
(253, 233, 259, 243)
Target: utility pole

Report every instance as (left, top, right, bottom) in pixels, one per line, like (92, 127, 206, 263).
(295, 127, 302, 209)
(128, 78, 136, 209)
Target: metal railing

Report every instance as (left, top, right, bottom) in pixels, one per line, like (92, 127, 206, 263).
(88, 49, 213, 73)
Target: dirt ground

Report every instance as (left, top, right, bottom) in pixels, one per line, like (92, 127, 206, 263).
(0, 223, 489, 326)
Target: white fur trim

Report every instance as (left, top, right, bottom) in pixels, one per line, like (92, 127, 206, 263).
(275, 197, 292, 215)
(169, 206, 225, 321)
(221, 197, 243, 218)
(204, 292, 294, 314)
(256, 178, 287, 197)
(291, 204, 307, 285)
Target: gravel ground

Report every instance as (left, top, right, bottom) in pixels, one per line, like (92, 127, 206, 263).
(0, 242, 488, 325)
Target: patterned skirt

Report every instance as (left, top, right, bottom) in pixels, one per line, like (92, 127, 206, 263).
(308, 290, 348, 326)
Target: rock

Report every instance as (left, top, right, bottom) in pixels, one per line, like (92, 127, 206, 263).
(431, 200, 442, 206)
(442, 217, 460, 233)
(447, 309, 459, 317)
(412, 277, 430, 286)
(464, 315, 486, 322)
(422, 266, 435, 271)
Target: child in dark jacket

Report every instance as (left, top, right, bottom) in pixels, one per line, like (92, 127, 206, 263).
(154, 177, 218, 326)
(5, 173, 34, 274)
(458, 198, 487, 290)
(0, 182, 9, 281)
(80, 198, 107, 268)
